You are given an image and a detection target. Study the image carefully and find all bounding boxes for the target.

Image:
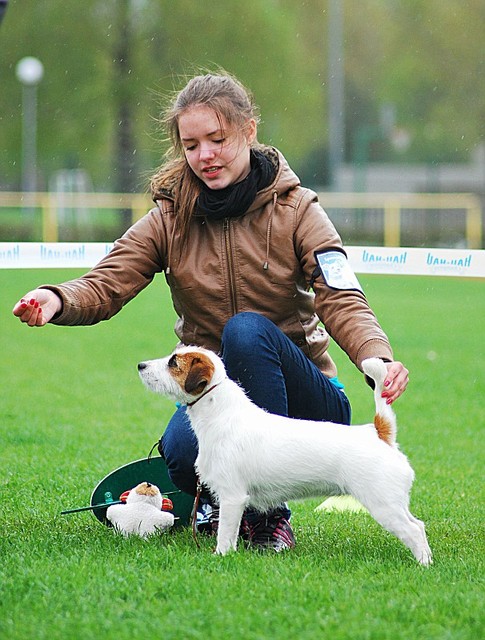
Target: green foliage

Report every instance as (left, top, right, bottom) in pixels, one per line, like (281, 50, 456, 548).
(0, 1, 483, 190)
(0, 0, 322, 190)
(373, 0, 485, 162)
(1, 269, 484, 639)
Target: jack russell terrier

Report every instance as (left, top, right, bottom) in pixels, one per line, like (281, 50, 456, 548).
(138, 346, 432, 565)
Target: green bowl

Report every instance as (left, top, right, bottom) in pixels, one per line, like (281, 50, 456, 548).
(90, 456, 194, 527)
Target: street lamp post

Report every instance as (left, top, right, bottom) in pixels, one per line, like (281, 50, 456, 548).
(16, 56, 44, 196)
(328, 0, 345, 191)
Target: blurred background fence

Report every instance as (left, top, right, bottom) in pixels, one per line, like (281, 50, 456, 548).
(0, 191, 482, 249)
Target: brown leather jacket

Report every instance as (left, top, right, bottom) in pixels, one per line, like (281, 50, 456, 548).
(45, 148, 393, 377)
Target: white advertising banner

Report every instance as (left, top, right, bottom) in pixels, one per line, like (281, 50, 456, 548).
(0, 242, 113, 269)
(0, 242, 484, 278)
(345, 246, 485, 278)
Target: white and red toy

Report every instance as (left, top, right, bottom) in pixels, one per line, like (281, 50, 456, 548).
(106, 481, 175, 538)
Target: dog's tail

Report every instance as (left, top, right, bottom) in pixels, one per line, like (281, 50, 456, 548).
(361, 358, 397, 446)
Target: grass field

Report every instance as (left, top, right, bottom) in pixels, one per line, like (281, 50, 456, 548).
(1, 269, 484, 640)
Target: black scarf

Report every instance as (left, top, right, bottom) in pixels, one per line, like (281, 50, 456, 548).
(195, 149, 276, 220)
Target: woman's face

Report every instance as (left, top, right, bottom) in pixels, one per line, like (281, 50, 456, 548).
(178, 104, 257, 190)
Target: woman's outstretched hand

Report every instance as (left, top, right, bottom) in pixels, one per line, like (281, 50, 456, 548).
(12, 289, 62, 327)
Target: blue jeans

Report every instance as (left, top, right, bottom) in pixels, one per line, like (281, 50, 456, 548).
(159, 312, 351, 511)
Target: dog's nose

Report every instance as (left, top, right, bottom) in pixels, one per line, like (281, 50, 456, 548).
(138, 362, 147, 371)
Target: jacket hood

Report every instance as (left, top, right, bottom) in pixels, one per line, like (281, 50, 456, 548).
(248, 147, 301, 213)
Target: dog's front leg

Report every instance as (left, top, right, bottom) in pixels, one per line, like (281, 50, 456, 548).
(215, 497, 247, 555)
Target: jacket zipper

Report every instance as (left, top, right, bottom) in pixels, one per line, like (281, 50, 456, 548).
(223, 218, 238, 315)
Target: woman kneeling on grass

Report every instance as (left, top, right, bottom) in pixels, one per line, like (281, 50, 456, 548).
(13, 71, 409, 552)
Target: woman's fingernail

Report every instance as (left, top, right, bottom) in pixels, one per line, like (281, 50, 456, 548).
(21, 303, 27, 309)
(29, 298, 35, 304)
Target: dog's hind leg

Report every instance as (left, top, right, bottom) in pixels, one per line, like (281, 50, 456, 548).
(215, 495, 248, 555)
(404, 507, 432, 563)
(364, 501, 432, 566)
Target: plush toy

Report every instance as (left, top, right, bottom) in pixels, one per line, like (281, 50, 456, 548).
(106, 481, 175, 538)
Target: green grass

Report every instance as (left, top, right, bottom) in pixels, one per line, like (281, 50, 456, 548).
(1, 270, 484, 640)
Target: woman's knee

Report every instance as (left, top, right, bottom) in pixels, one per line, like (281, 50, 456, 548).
(222, 312, 274, 355)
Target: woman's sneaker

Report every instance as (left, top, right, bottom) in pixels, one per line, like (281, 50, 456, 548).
(247, 511, 296, 552)
(197, 504, 250, 539)
(198, 505, 295, 551)
(196, 503, 220, 535)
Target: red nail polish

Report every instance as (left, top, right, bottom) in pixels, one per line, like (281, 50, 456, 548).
(21, 303, 27, 309)
(29, 298, 35, 305)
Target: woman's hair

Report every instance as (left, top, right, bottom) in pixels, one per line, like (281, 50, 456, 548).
(150, 72, 260, 239)
(164, 73, 260, 157)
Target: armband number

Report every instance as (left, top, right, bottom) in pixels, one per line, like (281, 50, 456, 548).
(315, 250, 363, 293)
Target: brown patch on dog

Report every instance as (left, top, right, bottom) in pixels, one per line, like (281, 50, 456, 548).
(169, 352, 215, 396)
(134, 482, 158, 497)
(374, 414, 393, 445)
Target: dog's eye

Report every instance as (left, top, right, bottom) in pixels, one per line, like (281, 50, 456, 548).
(168, 355, 178, 369)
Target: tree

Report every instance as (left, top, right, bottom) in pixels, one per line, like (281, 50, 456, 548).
(0, 0, 483, 192)
(345, 0, 485, 162)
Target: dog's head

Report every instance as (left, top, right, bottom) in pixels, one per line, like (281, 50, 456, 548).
(138, 346, 224, 405)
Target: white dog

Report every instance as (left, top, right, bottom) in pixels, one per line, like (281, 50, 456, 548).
(106, 481, 174, 538)
(138, 347, 432, 565)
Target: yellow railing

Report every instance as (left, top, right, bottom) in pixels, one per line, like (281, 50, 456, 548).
(0, 191, 482, 249)
(0, 192, 150, 243)
(316, 192, 483, 249)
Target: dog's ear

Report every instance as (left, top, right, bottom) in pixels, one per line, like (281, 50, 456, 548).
(184, 355, 214, 395)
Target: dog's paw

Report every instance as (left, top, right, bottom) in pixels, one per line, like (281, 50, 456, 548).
(214, 540, 236, 555)
(214, 545, 231, 556)
(417, 548, 433, 567)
